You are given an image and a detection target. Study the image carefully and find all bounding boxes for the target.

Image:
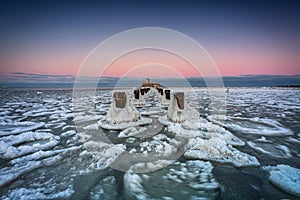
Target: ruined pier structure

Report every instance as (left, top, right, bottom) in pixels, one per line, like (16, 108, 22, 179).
(106, 79, 193, 124)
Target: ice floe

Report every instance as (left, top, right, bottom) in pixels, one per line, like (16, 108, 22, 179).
(124, 160, 219, 199)
(82, 141, 126, 170)
(208, 115, 293, 136)
(247, 141, 292, 159)
(0, 121, 45, 136)
(0, 131, 60, 159)
(185, 137, 259, 167)
(264, 164, 300, 197)
(0, 155, 63, 187)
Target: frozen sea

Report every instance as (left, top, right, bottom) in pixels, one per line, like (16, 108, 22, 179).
(0, 87, 299, 200)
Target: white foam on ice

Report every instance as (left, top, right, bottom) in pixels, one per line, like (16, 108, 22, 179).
(264, 164, 300, 197)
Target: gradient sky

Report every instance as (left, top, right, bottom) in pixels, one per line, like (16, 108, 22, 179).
(0, 0, 299, 80)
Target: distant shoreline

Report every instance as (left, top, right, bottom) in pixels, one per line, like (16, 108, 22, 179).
(1, 86, 300, 91)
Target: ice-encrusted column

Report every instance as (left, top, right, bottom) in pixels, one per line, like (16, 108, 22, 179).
(106, 92, 140, 124)
(167, 92, 199, 123)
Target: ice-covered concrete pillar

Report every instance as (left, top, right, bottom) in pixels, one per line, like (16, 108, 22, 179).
(167, 92, 199, 123)
(174, 92, 184, 110)
(106, 92, 140, 124)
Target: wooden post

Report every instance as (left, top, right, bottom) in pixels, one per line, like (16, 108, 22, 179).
(174, 92, 184, 110)
(113, 92, 126, 108)
(165, 89, 170, 100)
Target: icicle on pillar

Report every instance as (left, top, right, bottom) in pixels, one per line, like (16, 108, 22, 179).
(106, 92, 140, 124)
(167, 92, 187, 123)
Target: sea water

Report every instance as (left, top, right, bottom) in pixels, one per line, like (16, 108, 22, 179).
(0, 88, 299, 199)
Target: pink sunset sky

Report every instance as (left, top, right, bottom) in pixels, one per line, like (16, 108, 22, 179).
(0, 1, 299, 82)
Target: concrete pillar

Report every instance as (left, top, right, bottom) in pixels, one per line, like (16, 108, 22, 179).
(174, 92, 184, 110)
(165, 90, 170, 100)
(134, 89, 139, 99)
(113, 92, 126, 108)
(157, 88, 163, 95)
(145, 87, 150, 93)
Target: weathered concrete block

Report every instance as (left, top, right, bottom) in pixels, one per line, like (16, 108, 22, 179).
(174, 92, 184, 110)
(114, 92, 126, 108)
